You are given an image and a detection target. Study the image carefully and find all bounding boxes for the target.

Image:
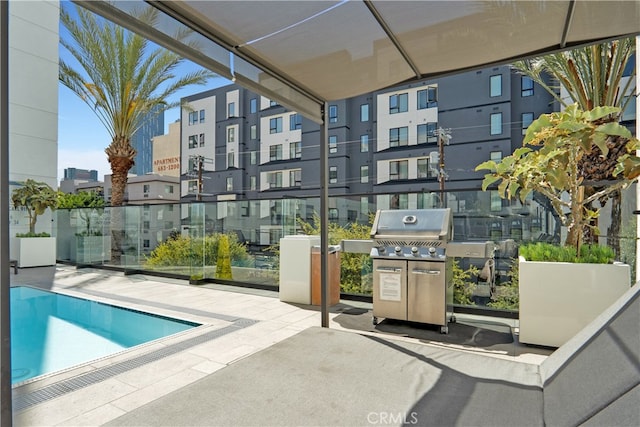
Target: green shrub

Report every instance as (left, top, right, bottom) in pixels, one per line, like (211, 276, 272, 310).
(145, 233, 250, 268)
(519, 242, 614, 264)
(487, 258, 519, 311)
(215, 234, 233, 280)
(16, 232, 51, 238)
(452, 259, 478, 306)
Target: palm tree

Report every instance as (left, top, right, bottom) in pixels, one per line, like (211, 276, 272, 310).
(59, 3, 215, 206)
(513, 38, 636, 256)
(59, 3, 215, 264)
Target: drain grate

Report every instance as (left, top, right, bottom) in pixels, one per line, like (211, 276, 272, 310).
(13, 319, 258, 412)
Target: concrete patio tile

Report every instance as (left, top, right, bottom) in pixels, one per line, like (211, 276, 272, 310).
(54, 403, 126, 426)
(14, 378, 136, 426)
(191, 359, 227, 375)
(110, 368, 209, 413)
(208, 343, 261, 365)
(115, 351, 209, 389)
(270, 307, 319, 324)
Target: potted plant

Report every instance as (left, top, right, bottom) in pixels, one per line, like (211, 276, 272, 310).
(58, 191, 109, 263)
(11, 179, 58, 267)
(476, 104, 640, 347)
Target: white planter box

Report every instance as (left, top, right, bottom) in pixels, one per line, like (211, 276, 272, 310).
(16, 237, 56, 268)
(519, 257, 631, 347)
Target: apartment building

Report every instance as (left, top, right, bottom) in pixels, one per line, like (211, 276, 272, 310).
(180, 66, 556, 210)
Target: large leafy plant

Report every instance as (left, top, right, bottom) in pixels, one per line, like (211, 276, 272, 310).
(476, 104, 640, 254)
(12, 179, 58, 236)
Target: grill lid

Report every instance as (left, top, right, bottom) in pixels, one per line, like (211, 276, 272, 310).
(370, 209, 453, 242)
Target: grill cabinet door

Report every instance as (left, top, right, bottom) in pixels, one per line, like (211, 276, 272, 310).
(372, 259, 407, 321)
(407, 261, 446, 326)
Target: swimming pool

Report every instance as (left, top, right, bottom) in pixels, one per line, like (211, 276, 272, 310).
(10, 286, 199, 384)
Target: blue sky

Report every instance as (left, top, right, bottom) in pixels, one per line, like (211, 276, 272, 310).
(57, 2, 230, 183)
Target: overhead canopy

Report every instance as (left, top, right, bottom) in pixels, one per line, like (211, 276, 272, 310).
(77, 0, 640, 124)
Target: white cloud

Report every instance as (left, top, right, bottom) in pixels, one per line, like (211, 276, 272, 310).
(57, 148, 111, 184)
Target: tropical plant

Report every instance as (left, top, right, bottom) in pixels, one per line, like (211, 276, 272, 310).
(513, 38, 636, 255)
(477, 104, 640, 254)
(451, 259, 478, 306)
(59, 3, 215, 206)
(11, 179, 58, 235)
(58, 190, 106, 236)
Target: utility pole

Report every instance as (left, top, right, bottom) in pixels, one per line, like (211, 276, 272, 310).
(436, 127, 451, 208)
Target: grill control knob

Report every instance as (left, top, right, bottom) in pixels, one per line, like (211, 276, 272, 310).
(411, 247, 419, 256)
(428, 247, 437, 256)
(379, 246, 386, 253)
(394, 246, 402, 254)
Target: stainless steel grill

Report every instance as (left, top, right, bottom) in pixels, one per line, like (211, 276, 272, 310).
(370, 209, 455, 333)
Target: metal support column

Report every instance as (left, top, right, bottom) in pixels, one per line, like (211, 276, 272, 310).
(320, 103, 329, 328)
(1, 0, 13, 423)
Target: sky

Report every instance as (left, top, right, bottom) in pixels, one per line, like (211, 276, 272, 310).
(56, 2, 230, 183)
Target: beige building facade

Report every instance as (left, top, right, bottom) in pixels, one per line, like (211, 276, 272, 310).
(152, 120, 181, 176)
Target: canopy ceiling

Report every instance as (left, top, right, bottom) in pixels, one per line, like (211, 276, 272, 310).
(79, 0, 640, 123)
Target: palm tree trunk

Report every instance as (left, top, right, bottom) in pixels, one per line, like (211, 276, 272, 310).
(607, 190, 622, 259)
(107, 140, 136, 265)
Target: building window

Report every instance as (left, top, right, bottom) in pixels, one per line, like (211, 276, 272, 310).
(360, 165, 368, 183)
(227, 152, 235, 168)
(188, 180, 198, 193)
(269, 171, 282, 188)
(250, 176, 257, 190)
(329, 105, 338, 123)
(389, 93, 408, 114)
(522, 76, 534, 97)
(250, 151, 258, 165)
(389, 127, 408, 147)
(199, 109, 205, 123)
(269, 144, 283, 161)
(227, 127, 235, 143)
(490, 151, 502, 162)
(143, 239, 150, 249)
(289, 169, 302, 187)
(389, 160, 408, 180)
(361, 196, 369, 217)
(360, 135, 369, 152)
(328, 208, 338, 221)
(227, 102, 236, 118)
(290, 113, 302, 130)
(490, 191, 502, 211)
(250, 98, 257, 114)
(199, 133, 205, 147)
(188, 111, 198, 125)
(417, 87, 437, 109)
(490, 112, 502, 135)
(522, 112, 534, 135)
(270, 117, 283, 134)
(329, 135, 338, 153)
(360, 104, 369, 122)
(187, 157, 196, 173)
(622, 95, 636, 121)
(417, 123, 438, 144)
(490, 75, 502, 97)
(226, 177, 233, 191)
(417, 158, 434, 178)
(290, 141, 302, 159)
(164, 185, 174, 194)
(329, 166, 337, 184)
(250, 124, 257, 140)
(188, 135, 198, 149)
(143, 184, 150, 194)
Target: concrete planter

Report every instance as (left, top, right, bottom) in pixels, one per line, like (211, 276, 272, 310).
(518, 257, 631, 347)
(15, 237, 56, 267)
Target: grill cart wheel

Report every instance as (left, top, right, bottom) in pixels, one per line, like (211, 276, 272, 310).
(450, 315, 456, 323)
(440, 326, 448, 334)
(372, 316, 378, 326)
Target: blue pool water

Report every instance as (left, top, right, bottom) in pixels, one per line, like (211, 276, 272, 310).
(10, 286, 199, 384)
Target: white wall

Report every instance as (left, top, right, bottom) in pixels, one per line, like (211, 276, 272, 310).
(9, 1, 60, 244)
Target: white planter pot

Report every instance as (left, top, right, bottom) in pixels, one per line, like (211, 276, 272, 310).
(519, 257, 631, 347)
(16, 237, 56, 268)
